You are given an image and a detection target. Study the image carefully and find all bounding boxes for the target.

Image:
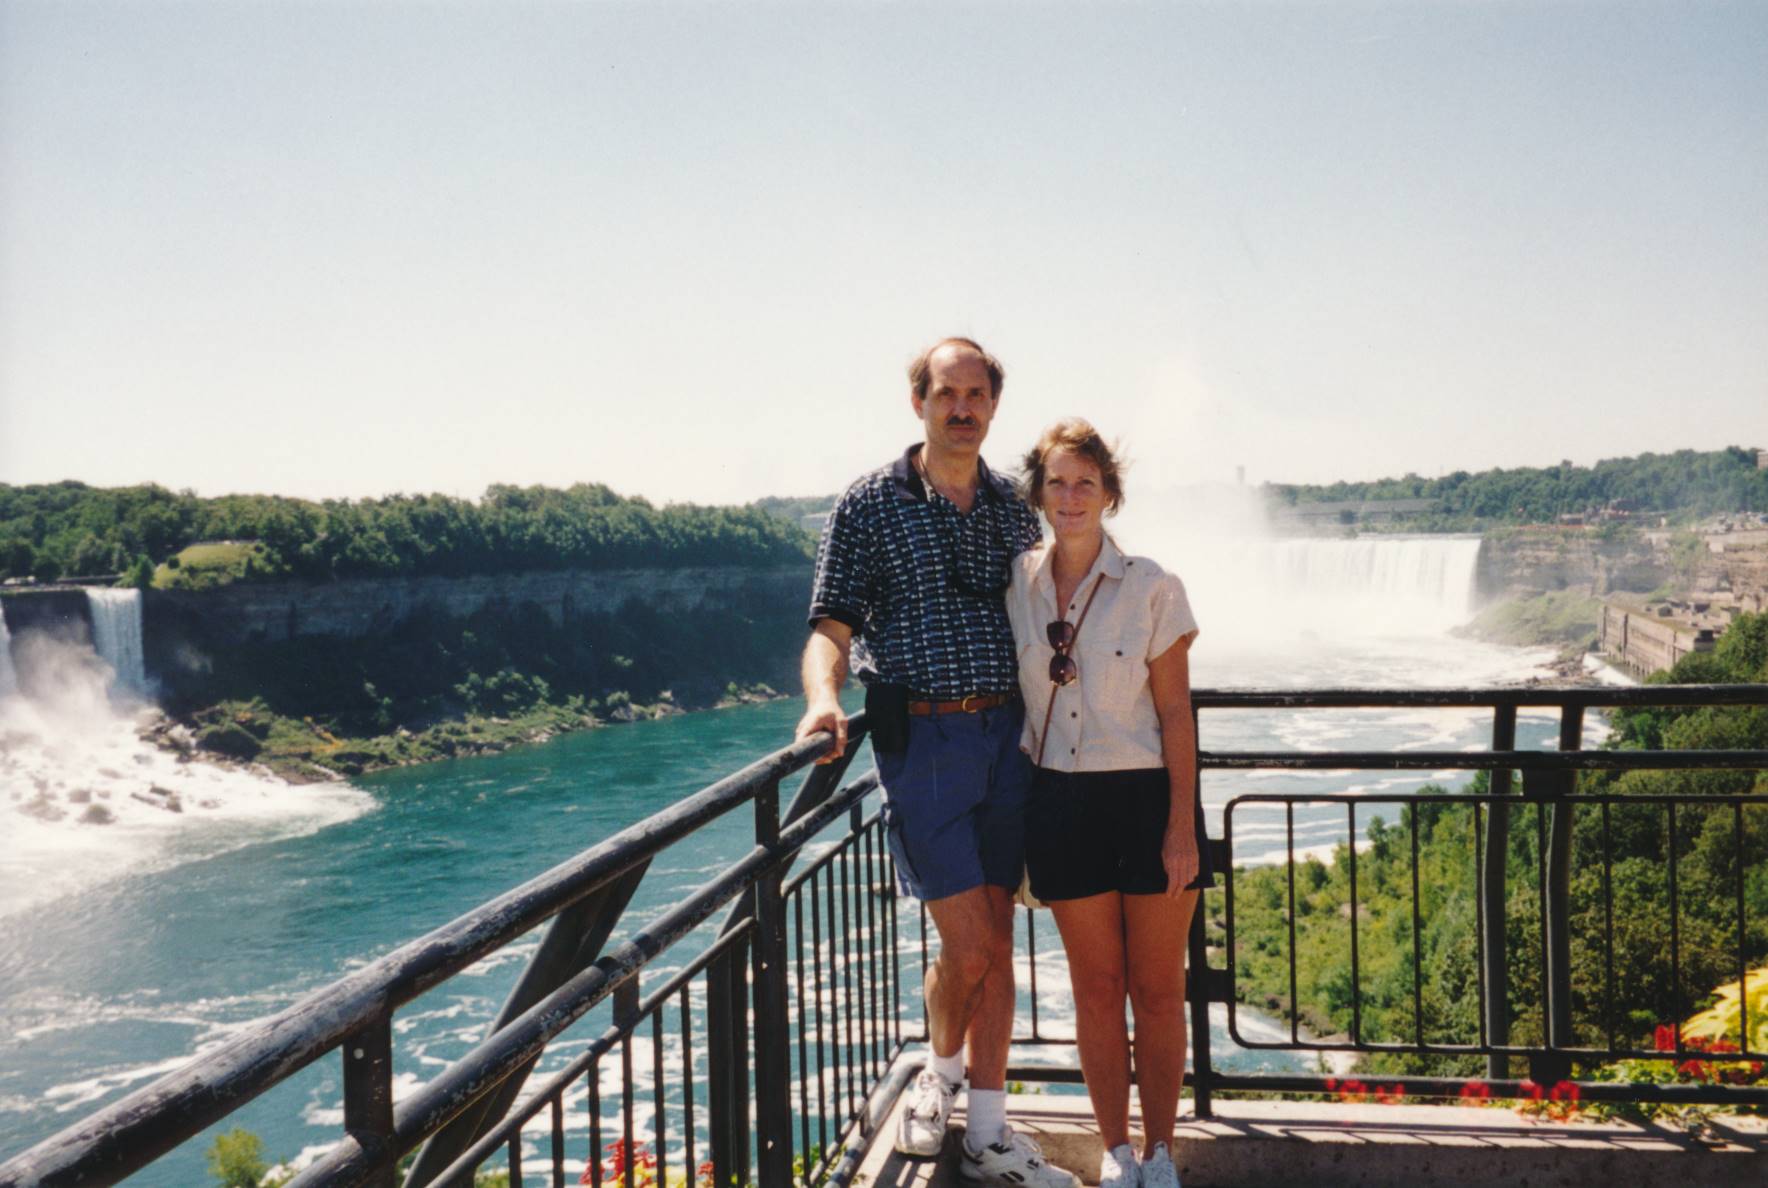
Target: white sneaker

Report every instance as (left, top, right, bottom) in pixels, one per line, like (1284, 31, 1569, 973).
(895, 1069, 957, 1157)
(1139, 1142, 1181, 1188)
(1098, 1141, 1141, 1188)
(958, 1126, 1082, 1187)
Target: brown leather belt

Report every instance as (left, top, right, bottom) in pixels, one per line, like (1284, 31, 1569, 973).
(907, 692, 1013, 716)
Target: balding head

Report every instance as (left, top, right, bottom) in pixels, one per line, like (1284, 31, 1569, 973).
(908, 337, 1004, 404)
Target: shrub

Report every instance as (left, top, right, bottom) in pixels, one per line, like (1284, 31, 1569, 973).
(205, 1128, 267, 1188)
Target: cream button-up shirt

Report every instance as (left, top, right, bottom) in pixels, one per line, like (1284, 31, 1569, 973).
(1006, 534, 1199, 772)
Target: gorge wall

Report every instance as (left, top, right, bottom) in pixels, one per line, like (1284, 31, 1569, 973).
(0, 565, 813, 706)
(141, 565, 811, 647)
(1473, 527, 1670, 602)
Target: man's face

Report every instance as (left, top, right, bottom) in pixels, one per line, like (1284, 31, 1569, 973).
(911, 345, 997, 455)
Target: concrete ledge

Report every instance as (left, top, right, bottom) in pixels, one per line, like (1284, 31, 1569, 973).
(855, 1093, 1767, 1187)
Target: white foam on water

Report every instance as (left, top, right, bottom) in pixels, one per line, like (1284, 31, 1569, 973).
(1238, 836, 1376, 868)
(44, 1052, 203, 1113)
(0, 628, 374, 919)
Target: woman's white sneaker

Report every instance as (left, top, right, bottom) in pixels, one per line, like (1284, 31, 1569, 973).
(1139, 1142, 1181, 1188)
(1098, 1141, 1141, 1188)
(958, 1126, 1082, 1187)
(895, 1069, 957, 1157)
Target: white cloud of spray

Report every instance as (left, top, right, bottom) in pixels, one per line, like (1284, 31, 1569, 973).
(0, 627, 372, 920)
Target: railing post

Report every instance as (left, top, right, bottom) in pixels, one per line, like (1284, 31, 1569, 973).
(1187, 704, 1214, 1119)
(1187, 900, 1214, 1120)
(1535, 704, 1583, 1086)
(751, 778, 795, 1188)
(343, 1010, 396, 1188)
(1481, 703, 1515, 1080)
(707, 942, 751, 1188)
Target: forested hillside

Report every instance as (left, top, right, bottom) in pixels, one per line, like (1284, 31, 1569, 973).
(1266, 446, 1768, 529)
(0, 482, 812, 584)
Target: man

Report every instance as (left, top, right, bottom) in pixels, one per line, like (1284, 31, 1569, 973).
(796, 338, 1076, 1187)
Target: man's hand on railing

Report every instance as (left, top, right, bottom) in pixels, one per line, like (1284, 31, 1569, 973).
(795, 698, 848, 764)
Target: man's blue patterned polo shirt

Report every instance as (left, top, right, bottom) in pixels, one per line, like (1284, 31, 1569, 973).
(808, 443, 1044, 699)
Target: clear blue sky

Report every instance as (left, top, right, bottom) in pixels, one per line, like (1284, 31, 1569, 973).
(2, 1, 1764, 506)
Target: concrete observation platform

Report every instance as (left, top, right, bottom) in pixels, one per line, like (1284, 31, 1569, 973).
(855, 1092, 1768, 1187)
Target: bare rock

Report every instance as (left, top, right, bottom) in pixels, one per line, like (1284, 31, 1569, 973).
(79, 804, 115, 825)
(18, 793, 66, 823)
(67, 788, 92, 804)
(131, 789, 183, 812)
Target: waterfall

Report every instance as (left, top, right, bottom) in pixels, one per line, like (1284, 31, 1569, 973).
(1256, 536, 1483, 635)
(0, 605, 16, 699)
(1114, 504, 1487, 647)
(85, 588, 147, 695)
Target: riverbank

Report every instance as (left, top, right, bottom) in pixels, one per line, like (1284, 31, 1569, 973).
(144, 683, 790, 783)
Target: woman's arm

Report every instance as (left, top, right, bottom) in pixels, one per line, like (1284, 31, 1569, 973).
(1148, 631, 1199, 897)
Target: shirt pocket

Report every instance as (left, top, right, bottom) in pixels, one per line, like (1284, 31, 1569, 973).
(1085, 630, 1150, 711)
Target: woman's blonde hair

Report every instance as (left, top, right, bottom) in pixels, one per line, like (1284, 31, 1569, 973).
(1020, 418, 1126, 515)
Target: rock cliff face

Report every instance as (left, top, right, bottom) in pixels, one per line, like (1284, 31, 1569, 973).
(143, 565, 810, 646)
(1695, 535, 1768, 612)
(1474, 528, 1670, 603)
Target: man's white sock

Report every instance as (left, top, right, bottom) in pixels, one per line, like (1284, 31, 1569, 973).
(929, 1046, 965, 1087)
(964, 1088, 1006, 1151)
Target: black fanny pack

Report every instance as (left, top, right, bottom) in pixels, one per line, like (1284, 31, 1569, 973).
(864, 682, 911, 755)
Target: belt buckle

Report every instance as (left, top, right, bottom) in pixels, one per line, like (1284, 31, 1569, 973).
(960, 694, 979, 713)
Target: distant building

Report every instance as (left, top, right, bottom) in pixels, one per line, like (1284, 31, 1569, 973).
(1757, 448, 1768, 470)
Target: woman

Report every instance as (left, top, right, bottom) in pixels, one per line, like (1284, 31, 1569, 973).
(1006, 419, 1212, 1188)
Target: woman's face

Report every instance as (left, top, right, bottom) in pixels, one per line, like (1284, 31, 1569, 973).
(1040, 448, 1107, 542)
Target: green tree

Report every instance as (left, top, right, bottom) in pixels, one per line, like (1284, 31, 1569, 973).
(205, 1127, 267, 1188)
(120, 554, 154, 589)
(0, 537, 32, 578)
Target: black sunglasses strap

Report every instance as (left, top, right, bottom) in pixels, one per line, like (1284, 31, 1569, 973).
(1034, 572, 1106, 768)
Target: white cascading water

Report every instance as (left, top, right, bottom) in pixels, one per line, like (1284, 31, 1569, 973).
(0, 608, 17, 700)
(1104, 484, 1552, 692)
(1249, 535, 1483, 636)
(85, 588, 147, 696)
(0, 591, 372, 919)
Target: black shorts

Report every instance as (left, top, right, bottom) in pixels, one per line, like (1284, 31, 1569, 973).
(1025, 766, 1216, 902)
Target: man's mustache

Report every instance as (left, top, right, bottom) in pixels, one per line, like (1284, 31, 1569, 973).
(946, 417, 978, 427)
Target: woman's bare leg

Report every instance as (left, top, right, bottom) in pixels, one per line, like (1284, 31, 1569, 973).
(1122, 889, 1198, 1154)
(1048, 892, 1132, 1149)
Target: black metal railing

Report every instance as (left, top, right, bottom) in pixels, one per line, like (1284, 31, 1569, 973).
(0, 714, 907, 1188)
(3, 685, 1766, 1188)
(1199, 686, 1768, 1114)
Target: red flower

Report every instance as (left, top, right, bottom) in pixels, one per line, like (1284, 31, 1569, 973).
(1374, 1083, 1406, 1105)
(1458, 1080, 1492, 1104)
(1654, 1024, 1677, 1052)
(1518, 1079, 1545, 1102)
(1336, 1079, 1370, 1104)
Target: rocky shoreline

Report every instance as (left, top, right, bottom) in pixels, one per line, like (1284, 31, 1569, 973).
(137, 683, 792, 786)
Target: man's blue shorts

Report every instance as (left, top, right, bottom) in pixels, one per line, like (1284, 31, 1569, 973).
(874, 700, 1030, 902)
